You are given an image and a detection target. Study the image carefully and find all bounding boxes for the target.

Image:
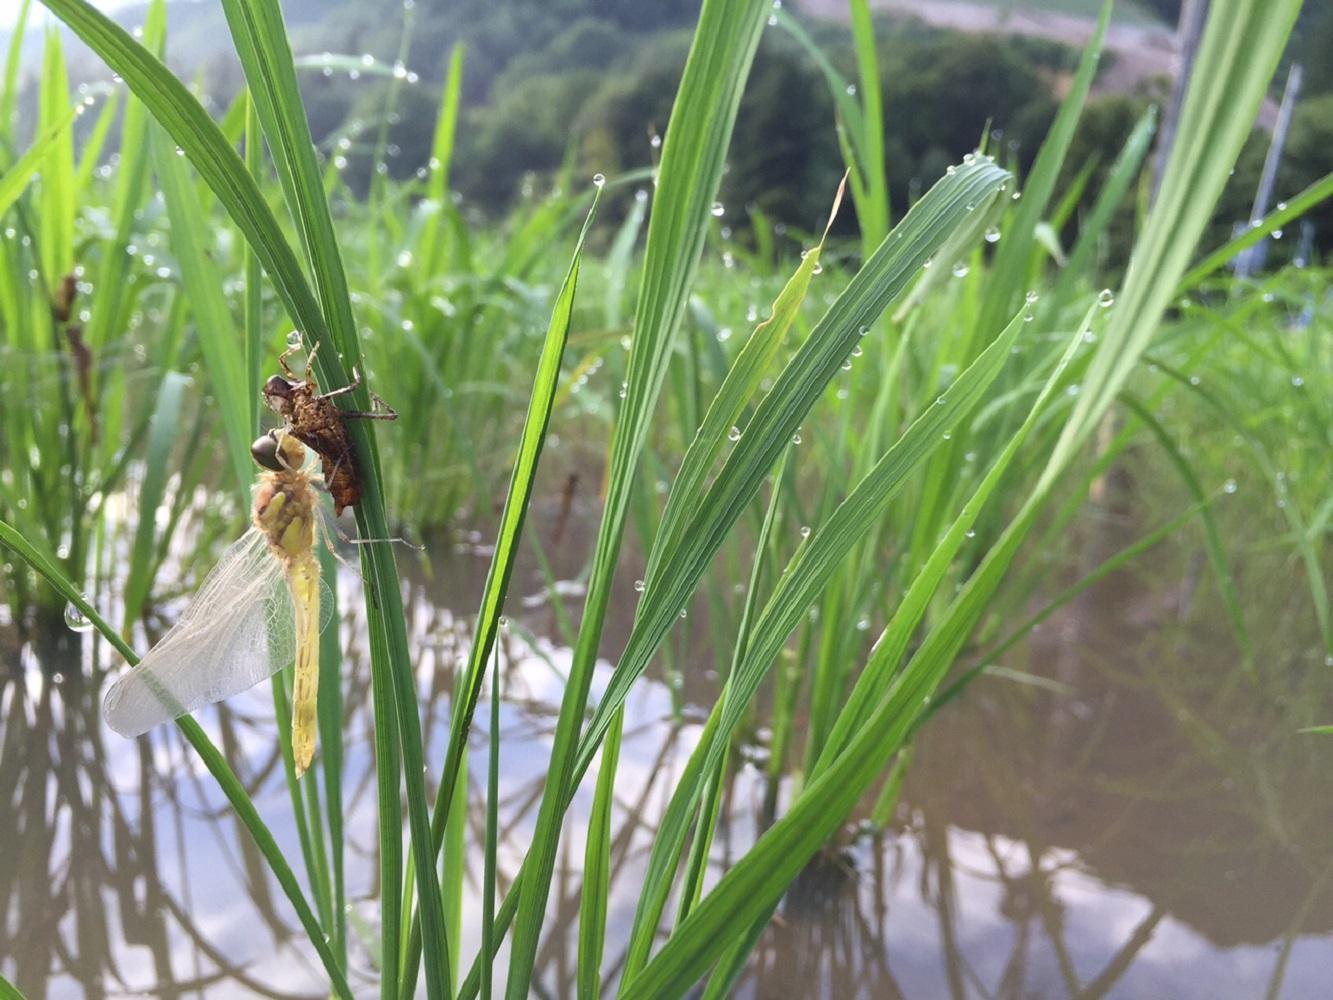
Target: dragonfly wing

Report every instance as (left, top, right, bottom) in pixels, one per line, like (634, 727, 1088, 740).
(104, 529, 295, 737)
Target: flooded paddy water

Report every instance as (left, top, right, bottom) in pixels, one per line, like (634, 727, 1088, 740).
(2, 484, 1331, 1000)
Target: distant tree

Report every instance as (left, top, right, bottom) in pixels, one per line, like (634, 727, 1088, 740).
(572, 33, 693, 177)
(879, 32, 1057, 198)
(456, 70, 605, 205)
(722, 36, 843, 233)
(1294, 1, 1333, 96)
(495, 17, 631, 92)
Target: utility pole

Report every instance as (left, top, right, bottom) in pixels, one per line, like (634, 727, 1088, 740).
(1234, 62, 1303, 278)
(1150, 0, 1209, 204)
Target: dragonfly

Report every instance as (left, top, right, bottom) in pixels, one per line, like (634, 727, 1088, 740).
(262, 336, 396, 516)
(104, 431, 332, 776)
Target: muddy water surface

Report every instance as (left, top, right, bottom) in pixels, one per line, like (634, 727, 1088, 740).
(2, 515, 1331, 999)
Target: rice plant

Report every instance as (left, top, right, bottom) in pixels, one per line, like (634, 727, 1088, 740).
(1, 0, 1326, 996)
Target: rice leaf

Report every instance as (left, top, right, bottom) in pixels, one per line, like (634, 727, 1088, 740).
(502, 2, 771, 994)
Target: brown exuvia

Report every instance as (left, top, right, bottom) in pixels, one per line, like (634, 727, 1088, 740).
(263, 340, 396, 516)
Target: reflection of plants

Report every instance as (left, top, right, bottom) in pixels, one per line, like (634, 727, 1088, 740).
(0, 0, 1322, 997)
(896, 513, 1333, 995)
(0, 655, 339, 997)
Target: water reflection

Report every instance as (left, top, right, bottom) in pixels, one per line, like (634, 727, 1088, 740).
(2, 519, 1331, 998)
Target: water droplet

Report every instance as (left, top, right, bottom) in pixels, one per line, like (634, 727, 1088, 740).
(935, 395, 946, 406)
(791, 432, 802, 444)
(1223, 479, 1238, 495)
(984, 227, 1001, 243)
(1272, 228, 1283, 240)
(1025, 291, 1039, 305)
(922, 256, 933, 269)
(634, 579, 646, 593)
(851, 345, 863, 358)
(858, 325, 869, 337)
(846, 83, 857, 96)
(1097, 288, 1115, 308)
(711, 201, 725, 217)
(679, 608, 688, 619)
(842, 359, 853, 371)
(64, 600, 94, 633)
(728, 426, 742, 442)
(592, 172, 606, 188)
(946, 164, 957, 176)
(1188, 375, 1201, 386)
(1023, 310, 1034, 323)
(498, 615, 509, 630)
(799, 525, 811, 539)
(942, 431, 952, 440)
(951, 261, 969, 278)
(1066, 384, 1081, 397)
(650, 134, 662, 150)
(965, 529, 976, 538)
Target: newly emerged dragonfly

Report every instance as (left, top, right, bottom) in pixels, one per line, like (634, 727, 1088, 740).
(104, 432, 332, 776)
(262, 336, 396, 516)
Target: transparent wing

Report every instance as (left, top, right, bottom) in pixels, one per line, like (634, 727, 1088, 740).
(105, 529, 295, 737)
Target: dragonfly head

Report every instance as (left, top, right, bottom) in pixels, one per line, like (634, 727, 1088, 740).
(263, 375, 298, 416)
(252, 431, 306, 472)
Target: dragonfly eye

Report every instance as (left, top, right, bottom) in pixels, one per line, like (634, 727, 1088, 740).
(263, 375, 296, 409)
(251, 433, 284, 471)
(252, 432, 308, 471)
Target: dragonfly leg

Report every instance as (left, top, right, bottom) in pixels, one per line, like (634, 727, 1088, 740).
(277, 340, 301, 379)
(319, 366, 398, 420)
(316, 364, 361, 400)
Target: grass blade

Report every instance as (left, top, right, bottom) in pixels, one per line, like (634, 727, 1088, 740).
(623, 312, 1088, 998)
(503, 2, 770, 994)
(0, 106, 77, 218)
(847, 0, 889, 248)
(976, 0, 1109, 338)
(578, 158, 1009, 790)
(150, 122, 252, 497)
(400, 191, 602, 996)
(120, 371, 188, 632)
(215, 1, 449, 993)
(37, 27, 74, 283)
(1177, 170, 1333, 292)
(0, 0, 32, 139)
